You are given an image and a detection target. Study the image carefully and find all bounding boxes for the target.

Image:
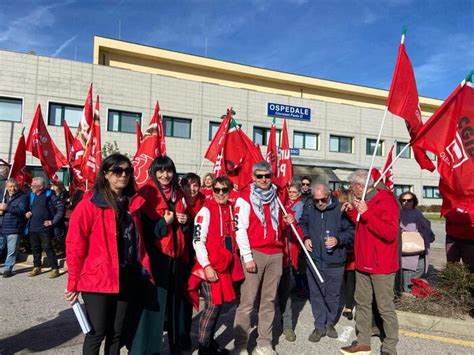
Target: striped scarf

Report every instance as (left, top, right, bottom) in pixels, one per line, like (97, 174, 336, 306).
(250, 183, 279, 238)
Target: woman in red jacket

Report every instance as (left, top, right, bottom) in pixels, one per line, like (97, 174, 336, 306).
(190, 176, 243, 355)
(65, 153, 150, 355)
(129, 156, 192, 354)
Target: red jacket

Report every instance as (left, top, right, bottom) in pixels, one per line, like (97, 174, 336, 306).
(282, 198, 304, 269)
(66, 192, 153, 293)
(185, 192, 206, 219)
(352, 189, 400, 274)
(235, 187, 284, 263)
(132, 181, 188, 259)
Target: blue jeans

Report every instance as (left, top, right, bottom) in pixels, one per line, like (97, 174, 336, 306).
(0, 233, 20, 272)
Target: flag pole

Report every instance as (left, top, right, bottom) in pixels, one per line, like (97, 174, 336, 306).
(276, 197, 324, 283)
(2, 127, 25, 203)
(358, 107, 389, 220)
(373, 141, 412, 188)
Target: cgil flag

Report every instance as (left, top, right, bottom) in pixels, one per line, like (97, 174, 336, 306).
(132, 101, 166, 187)
(412, 72, 474, 215)
(382, 143, 395, 192)
(205, 109, 264, 189)
(386, 28, 435, 172)
(81, 95, 102, 188)
(265, 117, 278, 174)
(10, 131, 32, 188)
(277, 119, 293, 188)
(136, 119, 143, 151)
(26, 104, 67, 181)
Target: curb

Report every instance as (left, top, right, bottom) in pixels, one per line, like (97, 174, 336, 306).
(397, 310, 474, 339)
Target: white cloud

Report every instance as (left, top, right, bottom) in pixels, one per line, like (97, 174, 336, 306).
(51, 34, 78, 57)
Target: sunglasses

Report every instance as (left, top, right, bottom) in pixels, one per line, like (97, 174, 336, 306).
(302, 183, 311, 186)
(109, 167, 133, 177)
(213, 187, 230, 194)
(255, 173, 272, 180)
(401, 198, 413, 203)
(314, 197, 328, 203)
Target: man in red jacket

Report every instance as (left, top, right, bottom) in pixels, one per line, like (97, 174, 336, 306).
(341, 170, 400, 355)
(233, 161, 293, 355)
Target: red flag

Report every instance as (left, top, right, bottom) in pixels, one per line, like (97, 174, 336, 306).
(277, 119, 293, 187)
(265, 117, 278, 174)
(413, 74, 474, 215)
(26, 104, 67, 180)
(136, 119, 143, 151)
(78, 83, 93, 143)
(64, 120, 86, 191)
(383, 143, 395, 192)
(63, 120, 74, 159)
(132, 101, 165, 187)
(82, 95, 102, 187)
(386, 29, 435, 172)
(10, 132, 32, 188)
(205, 109, 264, 189)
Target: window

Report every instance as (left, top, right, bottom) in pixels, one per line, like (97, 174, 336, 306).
(329, 181, 349, 191)
(164, 116, 191, 139)
(366, 139, 383, 156)
(426, 151, 437, 161)
(253, 127, 281, 146)
(48, 102, 83, 127)
(294, 131, 318, 150)
(27, 166, 69, 185)
(108, 110, 142, 133)
(209, 121, 220, 141)
(0, 97, 22, 122)
(329, 135, 353, 153)
(423, 186, 440, 199)
(396, 142, 411, 159)
(394, 184, 412, 197)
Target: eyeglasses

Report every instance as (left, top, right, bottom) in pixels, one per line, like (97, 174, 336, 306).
(109, 167, 133, 177)
(213, 187, 230, 194)
(302, 183, 310, 186)
(255, 174, 272, 180)
(401, 198, 413, 203)
(314, 197, 328, 203)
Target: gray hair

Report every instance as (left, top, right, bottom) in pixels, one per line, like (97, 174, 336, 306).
(312, 183, 330, 195)
(0, 165, 9, 177)
(6, 177, 19, 186)
(289, 180, 302, 191)
(252, 161, 272, 175)
(32, 176, 46, 187)
(348, 170, 374, 188)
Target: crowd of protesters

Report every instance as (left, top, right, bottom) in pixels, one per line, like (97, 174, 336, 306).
(3, 154, 474, 355)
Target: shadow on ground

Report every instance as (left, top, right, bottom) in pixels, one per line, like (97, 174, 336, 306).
(0, 308, 82, 355)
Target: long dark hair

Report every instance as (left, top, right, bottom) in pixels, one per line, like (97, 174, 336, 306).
(149, 155, 179, 197)
(93, 153, 135, 211)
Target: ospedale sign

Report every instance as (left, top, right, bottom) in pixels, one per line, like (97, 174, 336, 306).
(267, 103, 311, 121)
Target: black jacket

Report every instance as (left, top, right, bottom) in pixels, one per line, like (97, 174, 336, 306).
(299, 197, 354, 268)
(0, 191, 28, 234)
(27, 189, 65, 238)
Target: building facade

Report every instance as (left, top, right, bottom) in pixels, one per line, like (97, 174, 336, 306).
(0, 36, 442, 205)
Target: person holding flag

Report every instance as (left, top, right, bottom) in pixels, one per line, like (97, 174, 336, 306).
(233, 161, 293, 355)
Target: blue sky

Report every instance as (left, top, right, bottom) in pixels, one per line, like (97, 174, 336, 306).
(0, 0, 471, 100)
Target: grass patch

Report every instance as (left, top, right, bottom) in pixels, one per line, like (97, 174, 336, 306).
(396, 263, 473, 319)
(423, 212, 444, 221)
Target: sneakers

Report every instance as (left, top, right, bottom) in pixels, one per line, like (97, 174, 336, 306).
(308, 328, 325, 342)
(282, 328, 296, 342)
(252, 346, 277, 355)
(49, 269, 60, 278)
(326, 324, 338, 338)
(2, 270, 13, 278)
(340, 341, 371, 354)
(28, 267, 41, 277)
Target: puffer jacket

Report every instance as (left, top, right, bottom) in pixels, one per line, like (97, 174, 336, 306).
(0, 191, 28, 234)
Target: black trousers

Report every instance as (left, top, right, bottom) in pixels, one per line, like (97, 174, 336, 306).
(82, 269, 137, 355)
(29, 232, 58, 269)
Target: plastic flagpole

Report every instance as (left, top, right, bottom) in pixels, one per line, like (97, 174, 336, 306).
(2, 127, 25, 203)
(373, 141, 411, 188)
(276, 197, 324, 283)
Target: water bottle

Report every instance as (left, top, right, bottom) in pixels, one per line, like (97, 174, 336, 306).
(325, 230, 333, 254)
